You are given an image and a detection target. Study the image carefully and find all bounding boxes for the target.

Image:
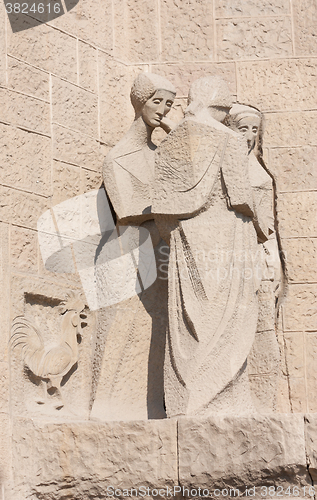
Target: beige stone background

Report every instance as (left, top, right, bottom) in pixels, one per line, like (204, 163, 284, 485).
(0, 0, 316, 486)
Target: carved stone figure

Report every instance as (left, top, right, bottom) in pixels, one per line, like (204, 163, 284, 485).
(228, 104, 282, 411)
(103, 73, 176, 223)
(11, 292, 86, 408)
(153, 76, 272, 417)
(91, 73, 176, 421)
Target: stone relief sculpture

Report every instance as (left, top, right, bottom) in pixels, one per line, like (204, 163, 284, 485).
(91, 73, 176, 421)
(95, 73, 285, 420)
(11, 292, 86, 408)
(228, 104, 282, 411)
(152, 76, 273, 417)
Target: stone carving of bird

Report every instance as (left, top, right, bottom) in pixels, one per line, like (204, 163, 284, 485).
(10, 292, 87, 408)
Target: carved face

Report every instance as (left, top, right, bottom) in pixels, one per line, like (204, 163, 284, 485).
(142, 90, 175, 128)
(233, 114, 261, 152)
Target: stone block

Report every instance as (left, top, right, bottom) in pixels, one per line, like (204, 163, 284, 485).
(237, 60, 317, 112)
(269, 146, 317, 192)
(80, 167, 102, 193)
(7, 20, 77, 83)
(11, 190, 49, 230)
(49, 0, 112, 52)
(52, 77, 98, 138)
(178, 415, 309, 492)
(305, 414, 317, 481)
(53, 124, 104, 171)
(264, 111, 317, 148)
(293, 0, 317, 56)
(78, 41, 98, 93)
(0, 88, 50, 135)
(282, 284, 317, 332)
(12, 418, 178, 499)
(152, 62, 236, 97)
(7, 57, 50, 101)
(99, 56, 145, 146)
(0, 186, 13, 224)
(10, 226, 38, 273)
(0, 3, 6, 86)
(215, 0, 290, 17)
(0, 223, 10, 359)
(276, 375, 292, 413)
(288, 377, 307, 413)
(217, 17, 292, 61)
(160, 0, 214, 61)
(52, 161, 81, 204)
(114, 0, 159, 62)
(277, 192, 317, 239)
(0, 123, 51, 196)
(282, 238, 317, 283)
(306, 334, 317, 413)
(284, 332, 305, 378)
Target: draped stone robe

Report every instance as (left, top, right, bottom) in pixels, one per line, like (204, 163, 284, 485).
(153, 117, 268, 417)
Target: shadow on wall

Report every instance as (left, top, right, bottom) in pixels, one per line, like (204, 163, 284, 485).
(4, 0, 80, 33)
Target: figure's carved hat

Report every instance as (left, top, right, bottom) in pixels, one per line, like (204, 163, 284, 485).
(130, 73, 176, 113)
(187, 75, 232, 108)
(229, 104, 262, 121)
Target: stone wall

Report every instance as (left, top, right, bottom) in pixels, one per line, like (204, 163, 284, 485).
(0, 0, 316, 494)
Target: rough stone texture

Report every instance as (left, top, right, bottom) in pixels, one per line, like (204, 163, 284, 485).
(10, 226, 38, 273)
(114, 0, 160, 62)
(0, 123, 51, 196)
(178, 415, 310, 492)
(264, 111, 317, 148)
(305, 414, 317, 481)
(282, 238, 317, 283)
(282, 284, 317, 332)
(52, 77, 98, 138)
(49, 0, 113, 52)
(0, 88, 50, 135)
(305, 335, 317, 413)
(99, 56, 145, 146)
(237, 59, 317, 112)
(10, 190, 49, 230)
(293, 0, 317, 56)
(7, 57, 50, 101)
(52, 160, 81, 204)
(214, 0, 290, 18)
(217, 17, 293, 61)
(152, 62, 237, 97)
(1, 0, 317, 494)
(78, 42, 98, 93)
(0, 3, 5, 86)
(278, 192, 317, 239)
(160, 0, 214, 61)
(53, 124, 104, 170)
(7, 19, 77, 83)
(12, 418, 178, 499)
(270, 146, 317, 192)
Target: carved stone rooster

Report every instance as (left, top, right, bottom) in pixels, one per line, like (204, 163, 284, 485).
(11, 292, 87, 408)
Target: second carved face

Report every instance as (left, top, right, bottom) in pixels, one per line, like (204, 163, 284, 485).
(233, 115, 261, 152)
(142, 90, 175, 128)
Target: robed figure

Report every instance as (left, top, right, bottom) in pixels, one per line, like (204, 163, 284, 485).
(153, 77, 270, 417)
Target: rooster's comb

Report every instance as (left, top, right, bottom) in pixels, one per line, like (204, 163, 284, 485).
(59, 291, 86, 315)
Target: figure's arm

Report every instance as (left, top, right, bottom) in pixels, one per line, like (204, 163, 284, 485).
(160, 116, 178, 134)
